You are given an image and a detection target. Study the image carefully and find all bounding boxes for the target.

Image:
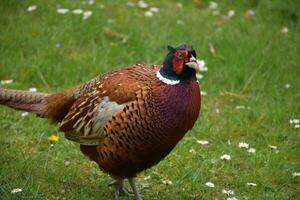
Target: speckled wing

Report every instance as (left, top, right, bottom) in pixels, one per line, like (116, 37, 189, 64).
(96, 85, 154, 172)
(59, 64, 159, 145)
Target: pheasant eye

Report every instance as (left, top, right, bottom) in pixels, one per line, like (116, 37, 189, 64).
(176, 53, 183, 59)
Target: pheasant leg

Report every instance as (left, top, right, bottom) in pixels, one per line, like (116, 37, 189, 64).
(128, 178, 142, 200)
(110, 178, 131, 198)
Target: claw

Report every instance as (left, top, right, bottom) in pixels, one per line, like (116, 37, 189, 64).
(114, 187, 131, 198)
(110, 178, 132, 198)
(128, 178, 143, 200)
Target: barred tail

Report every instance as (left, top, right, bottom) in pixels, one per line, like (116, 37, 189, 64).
(0, 89, 49, 115)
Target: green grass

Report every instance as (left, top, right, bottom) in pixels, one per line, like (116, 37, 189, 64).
(1, 0, 300, 199)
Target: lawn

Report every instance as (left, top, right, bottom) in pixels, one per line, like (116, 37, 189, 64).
(0, 0, 299, 199)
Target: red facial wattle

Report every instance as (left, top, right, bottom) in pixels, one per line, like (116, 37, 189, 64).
(172, 50, 189, 75)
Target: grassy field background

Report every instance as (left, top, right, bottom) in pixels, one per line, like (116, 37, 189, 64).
(0, 0, 300, 199)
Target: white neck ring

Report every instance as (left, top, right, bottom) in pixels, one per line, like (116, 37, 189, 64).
(156, 70, 180, 85)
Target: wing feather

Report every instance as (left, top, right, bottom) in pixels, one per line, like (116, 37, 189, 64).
(59, 64, 159, 145)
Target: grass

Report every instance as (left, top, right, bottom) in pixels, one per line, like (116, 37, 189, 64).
(0, 0, 300, 199)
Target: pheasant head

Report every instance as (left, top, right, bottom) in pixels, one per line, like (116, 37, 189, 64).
(157, 44, 200, 84)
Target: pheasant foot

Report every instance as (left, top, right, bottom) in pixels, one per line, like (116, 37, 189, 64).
(128, 178, 143, 200)
(109, 178, 131, 198)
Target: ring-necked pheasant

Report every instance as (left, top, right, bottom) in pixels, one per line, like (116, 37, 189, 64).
(0, 44, 201, 200)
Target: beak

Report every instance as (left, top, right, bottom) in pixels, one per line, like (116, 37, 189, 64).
(185, 55, 200, 72)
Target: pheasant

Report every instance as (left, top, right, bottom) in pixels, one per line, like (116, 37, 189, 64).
(0, 44, 201, 200)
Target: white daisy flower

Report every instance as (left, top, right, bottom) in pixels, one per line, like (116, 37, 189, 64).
(227, 10, 235, 18)
(247, 9, 255, 16)
(295, 124, 300, 129)
(144, 11, 153, 17)
(29, 88, 37, 92)
(162, 180, 173, 185)
(64, 160, 71, 166)
(292, 172, 300, 177)
(222, 189, 234, 195)
(281, 27, 288, 34)
(176, 2, 183, 9)
(144, 175, 151, 180)
(247, 148, 256, 153)
(238, 142, 249, 149)
(247, 182, 257, 186)
(201, 91, 207, 96)
(88, 0, 94, 5)
(11, 188, 22, 194)
(73, 9, 83, 14)
(289, 119, 300, 124)
(227, 197, 238, 200)
(83, 11, 92, 19)
(197, 140, 209, 145)
(21, 112, 29, 117)
(209, 1, 218, 10)
(284, 83, 292, 89)
(290, 119, 300, 124)
(55, 43, 61, 48)
(205, 182, 215, 188)
(284, 83, 291, 88)
(220, 154, 231, 160)
(1, 79, 13, 85)
(138, 0, 148, 8)
(27, 5, 37, 12)
(57, 8, 69, 14)
(197, 59, 208, 72)
(236, 105, 245, 109)
(149, 7, 159, 12)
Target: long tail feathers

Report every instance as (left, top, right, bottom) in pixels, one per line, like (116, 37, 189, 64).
(0, 89, 49, 115)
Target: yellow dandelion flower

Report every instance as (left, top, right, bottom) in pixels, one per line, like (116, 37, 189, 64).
(48, 133, 59, 143)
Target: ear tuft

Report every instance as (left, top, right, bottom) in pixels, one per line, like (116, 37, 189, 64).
(167, 45, 176, 53)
